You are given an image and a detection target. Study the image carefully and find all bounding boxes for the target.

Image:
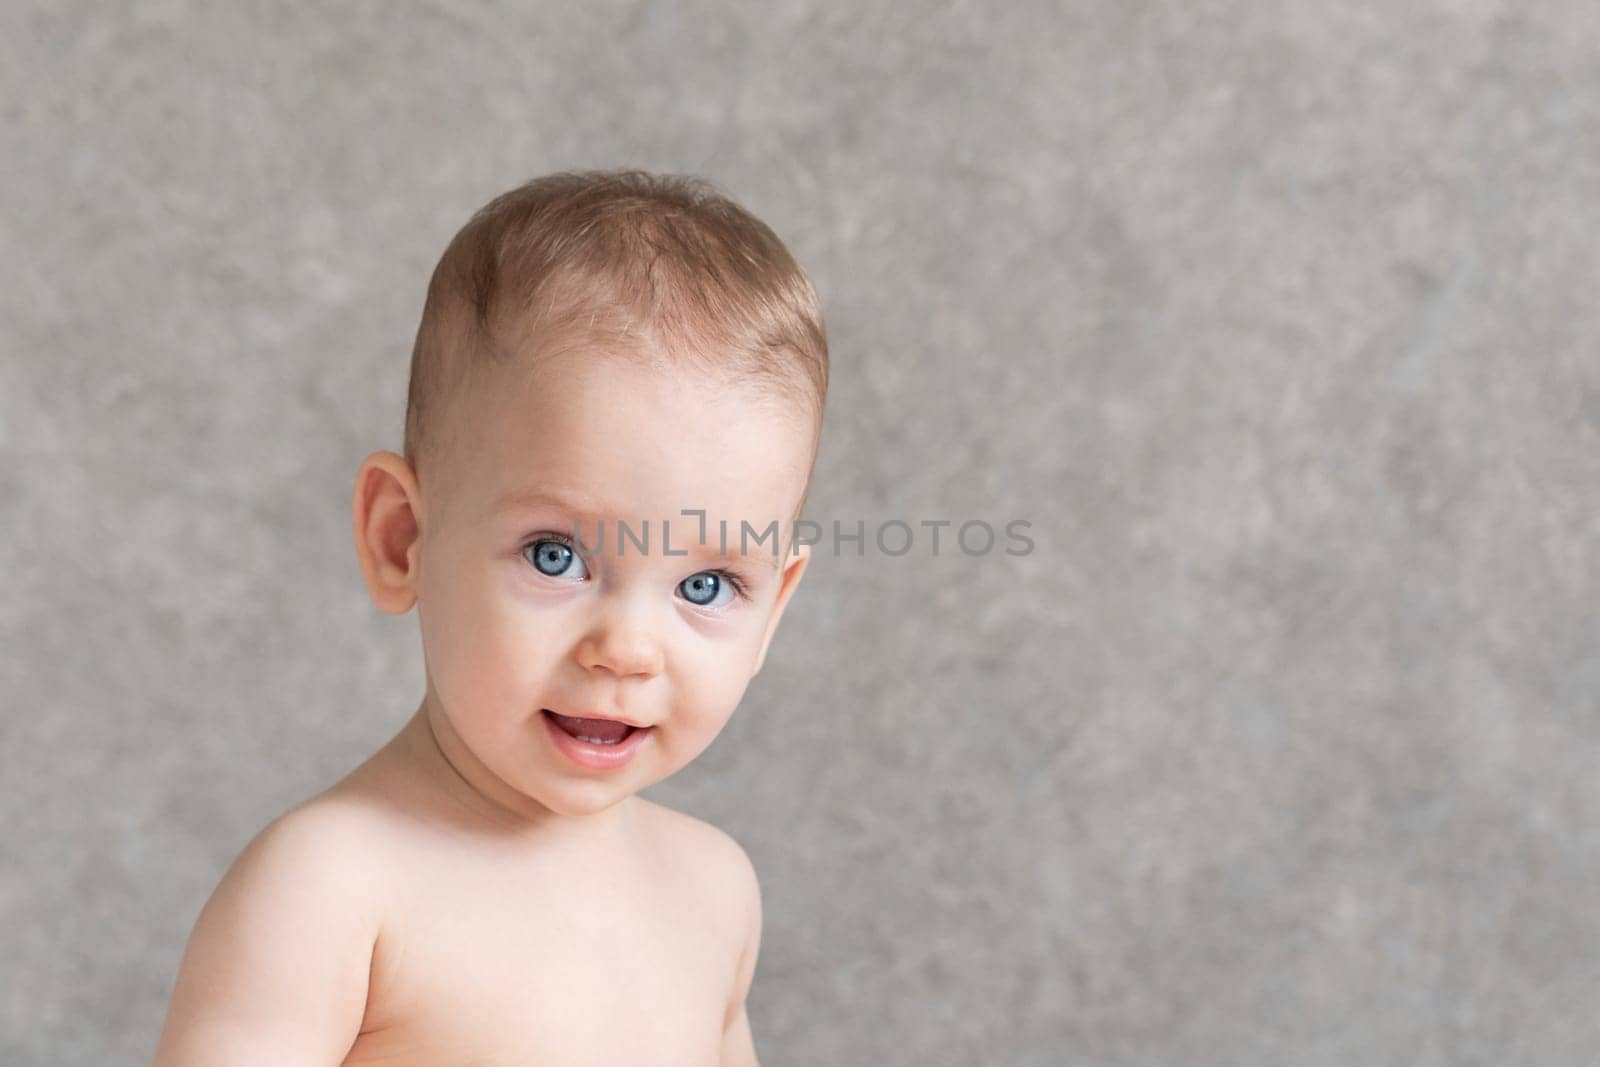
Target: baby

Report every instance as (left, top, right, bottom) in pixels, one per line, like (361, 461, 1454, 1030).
(153, 169, 829, 1066)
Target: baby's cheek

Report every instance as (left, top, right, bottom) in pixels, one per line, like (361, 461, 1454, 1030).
(677, 641, 762, 730)
(421, 569, 521, 720)
(477, 609, 570, 725)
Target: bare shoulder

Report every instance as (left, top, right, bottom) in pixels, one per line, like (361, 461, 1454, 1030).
(153, 795, 391, 1064)
(250, 792, 394, 895)
(195, 791, 395, 964)
(633, 800, 765, 1060)
(633, 797, 760, 916)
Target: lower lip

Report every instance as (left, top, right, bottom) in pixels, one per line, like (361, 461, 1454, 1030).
(540, 710, 654, 771)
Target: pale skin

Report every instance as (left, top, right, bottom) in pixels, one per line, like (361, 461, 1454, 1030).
(153, 343, 816, 1065)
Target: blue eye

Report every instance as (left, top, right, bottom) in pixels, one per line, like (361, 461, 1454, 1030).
(523, 536, 743, 606)
(524, 538, 588, 581)
(678, 571, 736, 609)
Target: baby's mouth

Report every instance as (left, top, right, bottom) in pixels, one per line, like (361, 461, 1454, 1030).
(542, 709, 638, 746)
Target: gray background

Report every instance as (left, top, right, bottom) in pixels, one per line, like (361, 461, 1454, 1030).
(3, 2, 1597, 1064)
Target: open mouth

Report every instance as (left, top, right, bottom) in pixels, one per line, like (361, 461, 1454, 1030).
(542, 709, 638, 746)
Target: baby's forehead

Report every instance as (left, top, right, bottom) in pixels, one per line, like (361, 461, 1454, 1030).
(450, 379, 807, 500)
(431, 334, 812, 495)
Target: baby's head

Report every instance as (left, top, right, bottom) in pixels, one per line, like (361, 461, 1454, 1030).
(353, 170, 829, 821)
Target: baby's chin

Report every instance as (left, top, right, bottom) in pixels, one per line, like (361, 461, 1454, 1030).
(531, 786, 639, 819)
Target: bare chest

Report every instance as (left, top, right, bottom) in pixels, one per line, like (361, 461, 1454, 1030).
(342, 852, 734, 1066)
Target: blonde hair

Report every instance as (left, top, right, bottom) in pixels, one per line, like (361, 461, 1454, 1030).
(402, 169, 830, 492)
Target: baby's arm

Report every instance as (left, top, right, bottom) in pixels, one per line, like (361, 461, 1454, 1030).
(152, 804, 379, 1066)
(719, 841, 764, 1067)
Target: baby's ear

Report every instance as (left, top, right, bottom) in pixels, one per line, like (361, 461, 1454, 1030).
(351, 451, 424, 615)
(752, 541, 810, 678)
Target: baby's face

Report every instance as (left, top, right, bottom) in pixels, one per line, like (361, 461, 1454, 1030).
(413, 346, 814, 818)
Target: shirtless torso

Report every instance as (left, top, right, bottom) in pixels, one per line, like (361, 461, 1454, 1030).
(339, 713, 751, 1066)
(154, 709, 760, 1066)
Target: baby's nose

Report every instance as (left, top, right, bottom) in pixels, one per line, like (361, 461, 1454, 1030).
(576, 613, 665, 679)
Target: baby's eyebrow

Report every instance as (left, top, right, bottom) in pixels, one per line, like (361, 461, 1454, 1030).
(655, 526, 786, 572)
(699, 541, 783, 572)
(493, 487, 605, 517)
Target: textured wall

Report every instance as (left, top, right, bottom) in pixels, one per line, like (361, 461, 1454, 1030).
(4, 2, 1598, 1064)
